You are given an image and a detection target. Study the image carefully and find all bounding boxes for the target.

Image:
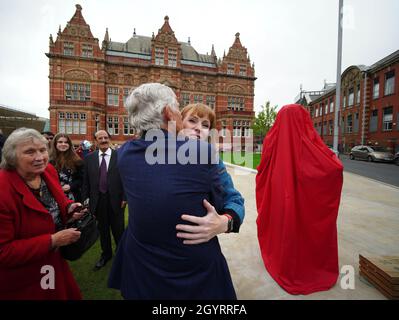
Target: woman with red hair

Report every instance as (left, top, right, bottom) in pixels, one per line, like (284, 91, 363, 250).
(256, 104, 343, 295)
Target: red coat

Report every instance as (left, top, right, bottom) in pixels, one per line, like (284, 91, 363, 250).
(0, 164, 82, 300)
(256, 104, 343, 295)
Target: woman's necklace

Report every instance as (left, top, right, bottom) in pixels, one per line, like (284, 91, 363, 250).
(26, 177, 43, 198)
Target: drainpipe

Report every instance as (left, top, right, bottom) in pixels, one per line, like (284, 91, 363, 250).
(361, 72, 367, 145)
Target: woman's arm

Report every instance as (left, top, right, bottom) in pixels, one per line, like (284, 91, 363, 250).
(217, 160, 245, 232)
(176, 148, 245, 244)
(0, 205, 53, 268)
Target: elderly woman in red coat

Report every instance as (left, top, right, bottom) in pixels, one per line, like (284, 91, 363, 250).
(0, 128, 84, 300)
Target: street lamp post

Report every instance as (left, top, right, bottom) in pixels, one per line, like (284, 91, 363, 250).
(333, 0, 344, 156)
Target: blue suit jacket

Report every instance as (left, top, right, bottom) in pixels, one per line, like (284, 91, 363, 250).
(108, 130, 236, 299)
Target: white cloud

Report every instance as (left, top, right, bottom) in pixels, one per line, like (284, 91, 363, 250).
(0, 0, 398, 118)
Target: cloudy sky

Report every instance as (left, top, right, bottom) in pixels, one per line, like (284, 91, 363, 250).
(0, 0, 398, 118)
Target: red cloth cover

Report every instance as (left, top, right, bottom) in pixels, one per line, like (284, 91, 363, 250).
(256, 104, 343, 295)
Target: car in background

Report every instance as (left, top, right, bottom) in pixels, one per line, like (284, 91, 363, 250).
(349, 145, 394, 163)
(394, 151, 399, 166)
(327, 146, 340, 158)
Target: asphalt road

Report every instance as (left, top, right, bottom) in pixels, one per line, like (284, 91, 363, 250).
(340, 154, 399, 187)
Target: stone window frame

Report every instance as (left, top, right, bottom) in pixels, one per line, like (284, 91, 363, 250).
(107, 87, 119, 106)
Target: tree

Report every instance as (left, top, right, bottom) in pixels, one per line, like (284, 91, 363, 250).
(252, 101, 278, 139)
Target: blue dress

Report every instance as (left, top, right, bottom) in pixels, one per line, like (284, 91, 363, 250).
(108, 131, 236, 300)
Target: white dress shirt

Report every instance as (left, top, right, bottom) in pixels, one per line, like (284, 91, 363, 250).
(98, 148, 112, 171)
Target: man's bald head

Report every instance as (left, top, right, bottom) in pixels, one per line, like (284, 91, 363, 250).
(95, 130, 111, 152)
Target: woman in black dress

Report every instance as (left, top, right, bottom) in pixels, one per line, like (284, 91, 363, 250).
(50, 133, 84, 202)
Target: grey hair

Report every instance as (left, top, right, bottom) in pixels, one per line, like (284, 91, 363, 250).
(124, 83, 179, 136)
(0, 127, 48, 170)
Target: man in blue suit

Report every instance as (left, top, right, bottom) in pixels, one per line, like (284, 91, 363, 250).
(108, 83, 236, 299)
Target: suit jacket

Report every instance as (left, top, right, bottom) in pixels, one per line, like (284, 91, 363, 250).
(0, 164, 81, 299)
(82, 149, 124, 215)
(108, 131, 236, 299)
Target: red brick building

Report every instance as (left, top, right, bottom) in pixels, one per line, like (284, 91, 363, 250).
(303, 50, 399, 153)
(46, 4, 256, 149)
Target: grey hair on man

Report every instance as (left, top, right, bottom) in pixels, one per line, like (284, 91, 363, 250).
(0, 127, 48, 170)
(124, 83, 179, 136)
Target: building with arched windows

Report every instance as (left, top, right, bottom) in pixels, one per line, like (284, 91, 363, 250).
(297, 50, 399, 153)
(47, 4, 256, 150)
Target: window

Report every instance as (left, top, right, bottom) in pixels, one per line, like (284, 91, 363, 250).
(65, 83, 90, 101)
(384, 71, 395, 96)
(66, 112, 73, 134)
(329, 120, 333, 135)
(107, 87, 119, 106)
(348, 88, 354, 106)
(239, 65, 246, 76)
(155, 47, 164, 66)
(244, 122, 251, 137)
(58, 112, 85, 134)
(373, 78, 379, 99)
(73, 112, 79, 134)
(123, 88, 130, 105)
(79, 114, 87, 134)
(347, 114, 353, 133)
(107, 116, 119, 135)
(82, 44, 93, 57)
(221, 120, 227, 137)
(63, 42, 74, 56)
(323, 121, 327, 135)
(343, 94, 346, 108)
(182, 93, 190, 106)
(227, 64, 234, 75)
(58, 112, 65, 133)
(354, 113, 359, 133)
(221, 127, 226, 137)
(325, 102, 328, 114)
(194, 95, 203, 104)
(233, 120, 241, 137)
(330, 100, 334, 113)
(168, 48, 177, 67)
(206, 95, 215, 109)
(228, 96, 244, 111)
(356, 84, 361, 104)
(383, 107, 393, 131)
(123, 117, 134, 135)
(370, 109, 378, 132)
(315, 108, 319, 118)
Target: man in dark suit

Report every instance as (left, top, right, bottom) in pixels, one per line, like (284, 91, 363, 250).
(107, 83, 237, 299)
(82, 130, 126, 270)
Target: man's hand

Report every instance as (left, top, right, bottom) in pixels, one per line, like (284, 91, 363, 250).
(121, 201, 127, 208)
(176, 199, 229, 245)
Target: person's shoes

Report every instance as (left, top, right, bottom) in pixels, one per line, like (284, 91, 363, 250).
(93, 256, 111, 271)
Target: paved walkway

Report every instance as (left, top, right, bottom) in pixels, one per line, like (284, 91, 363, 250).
(218, 164, 399, 300)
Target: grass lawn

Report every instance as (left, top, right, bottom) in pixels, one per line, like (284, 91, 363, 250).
(220, 152, 261, 170)
(68, 209, 130, 300)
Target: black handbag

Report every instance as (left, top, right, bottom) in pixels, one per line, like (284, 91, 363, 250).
(60, 210, 99, 261)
